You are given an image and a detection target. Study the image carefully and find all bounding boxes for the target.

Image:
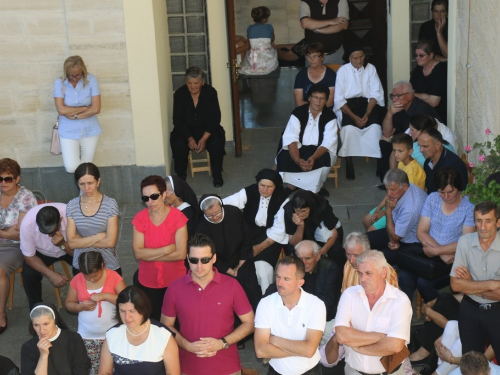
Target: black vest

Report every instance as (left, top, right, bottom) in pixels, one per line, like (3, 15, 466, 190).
(303, 0, 345, 53)
(243, 184, 288, 230)
(292, 103, 337, 146)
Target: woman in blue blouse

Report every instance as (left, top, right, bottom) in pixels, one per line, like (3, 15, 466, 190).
(54, 56, 102, 173)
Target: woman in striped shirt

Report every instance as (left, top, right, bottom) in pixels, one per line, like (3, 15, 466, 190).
(66, 163, 121, 275)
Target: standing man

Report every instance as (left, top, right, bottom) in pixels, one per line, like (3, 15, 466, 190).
(450, 201, 500, 357)
(334, 250, 412, 375)
(255, 256, 326, 375)
(20, 204, 73, 310)
(161, 233, 254, 375)
(276, 84, 338, 195)
(170, 67, 226, 187)
(300, 0, 349, 65)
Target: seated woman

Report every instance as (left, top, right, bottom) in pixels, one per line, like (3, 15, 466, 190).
(222, 169, 289, 294)
(98, 286, 180, 375)
(398, 167, 475, 303)
(164, 176, 198, 238)
(334, 44, 386, 180)
(410, 39, 448, 122)
(418, 0, 448, 61)
(294, 43, 336, 108)
(21, 303, 90, 375)
(132, 175, 188, 320)
(239, 6, 278, 76)
(270, 191, 345, 270)
(65, 251, 126, 375)
(67, 163, 121, 275)
(0, 158, 37, 335)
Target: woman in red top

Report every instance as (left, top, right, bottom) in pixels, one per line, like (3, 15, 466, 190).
(132, 175, 188, 320)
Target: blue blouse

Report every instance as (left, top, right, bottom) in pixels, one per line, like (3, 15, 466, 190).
(247, 23, 274, 39)
(53, 73, 102, 140)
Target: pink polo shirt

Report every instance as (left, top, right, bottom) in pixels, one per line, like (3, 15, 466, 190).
(162, 268, 252, 375)
(20, 203, 68, 258)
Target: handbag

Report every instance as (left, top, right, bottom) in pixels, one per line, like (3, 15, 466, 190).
(398, 249, 451, 281)
(50, 118, 62, 155)
(380, 346, 410, 374)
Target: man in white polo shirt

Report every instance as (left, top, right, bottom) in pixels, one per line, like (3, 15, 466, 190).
(254, 255, 326, 375)
(20, 203, 73, 309)
(334, 250, 412, 375)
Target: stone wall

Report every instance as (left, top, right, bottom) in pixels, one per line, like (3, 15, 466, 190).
(0, 0, 135, 169)
(234, 0, 302, 45)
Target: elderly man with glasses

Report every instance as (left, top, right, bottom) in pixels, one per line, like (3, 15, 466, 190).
(161, 233, 255, 375)
(378, 80, 440, 184)
(276, 83, 338, 197)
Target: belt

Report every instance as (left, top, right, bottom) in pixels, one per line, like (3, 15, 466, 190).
(464, 294, 500, 310)
(356, 363, 402, 375)
(268, 363, 320, 375)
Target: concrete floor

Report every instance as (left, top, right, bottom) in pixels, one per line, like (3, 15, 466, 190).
(1, 70, 403, 372)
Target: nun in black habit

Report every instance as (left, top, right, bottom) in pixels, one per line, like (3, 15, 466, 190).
(196, 194, 261, 310)
(223, 169, 289, 294)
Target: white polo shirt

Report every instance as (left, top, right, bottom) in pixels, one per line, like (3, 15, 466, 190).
(334, 282, 412, 373)
(255, 289, 326, 375)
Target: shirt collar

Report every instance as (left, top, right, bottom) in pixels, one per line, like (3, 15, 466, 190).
(349, 63, 364, 73)
(186, 267, 221, 285)
(471, 232, 500, 253)
(355, 281, 397, 303)
(275, 288, 307, 309)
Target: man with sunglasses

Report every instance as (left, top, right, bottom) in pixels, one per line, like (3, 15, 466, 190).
(161, 234, 254, 375)
(19, 204, 73, 310)
(378, 81, 440, 184)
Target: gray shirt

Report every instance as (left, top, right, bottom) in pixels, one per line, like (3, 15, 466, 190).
(450, 232, 500, 303)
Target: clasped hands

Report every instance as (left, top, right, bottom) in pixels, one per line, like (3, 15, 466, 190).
(188, 137, 207, 154)
(188, 337, 224, 357)
(295, 157, 315, 172)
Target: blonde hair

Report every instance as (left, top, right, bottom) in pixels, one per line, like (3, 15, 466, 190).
(62, 55, 89, 87)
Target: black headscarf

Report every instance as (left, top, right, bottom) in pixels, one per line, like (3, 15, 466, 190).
(342, 44, 365, 63)
(255, 168, 284, 192)
(166, 176, 199, 217)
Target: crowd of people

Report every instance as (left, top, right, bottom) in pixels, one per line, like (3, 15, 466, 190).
(2, 1, 500, 375)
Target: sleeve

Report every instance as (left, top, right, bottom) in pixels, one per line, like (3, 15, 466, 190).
(385, 293, 412, 342)
(394, 204, 420, 239)
(450, 235, 469, 277)
(89, 74, 101, 97)
(232, 280, 253, 316)
(21, 340, 39, 375)
(106, 198, 120, 218)
(109, 269, 124, 290)
(66, 199, 77, 219)
(172, 88, 192, 140)
(203, 87, 222, 135)
(294, 68, 306, 90)
(367, 65, 385, 106)
(222, 188, 248, 210)
(334, 288, 354, 329)
(173, 208, 188, 230)
(299, 1, 311, 20)
(162, 287, 178, 318)
(307, 297, 326, 332)
(282, 114, 302, 149)
(18, 189, 37, 214)
(254, 298, 271, 329)
(266, 204, 290, 244)
(463, 200, 475, 227)
(20, 220, 37, 257)
(319, 118, 338, 152)
(333, 66, 349, 111)
(69, 273, 81, 290)
(319, 330, 344, 368)
(427, 63, 447, 97)
(131, 209, 147, 233)
(54, 78, 64, 98)
(71, 333, 91, 375)
(420, 193, 434, 218)
(337, 0, 350, 19)
(323, 68, 337, 88)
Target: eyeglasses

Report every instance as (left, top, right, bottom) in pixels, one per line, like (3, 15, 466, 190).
(306, 54, 322, 60)
(204, 208, 223, 220)
(68, 74, 82, 79)
(141, 193, 161, 202)
(389, 92, 410, 100)
(188, 254, 215, 264)
(310, 95, 326, 101)
(414, 53, 428, 59)
(0, 177, 14, 183)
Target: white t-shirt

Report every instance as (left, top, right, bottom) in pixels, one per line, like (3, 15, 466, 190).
(255, 289, 326, 375)
(78, 286, 117, 339)
(334, 282, 412, 373)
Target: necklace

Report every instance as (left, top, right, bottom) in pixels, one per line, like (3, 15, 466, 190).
(126, 321, 149, 337)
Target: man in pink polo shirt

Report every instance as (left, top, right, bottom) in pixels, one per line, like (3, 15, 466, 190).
(161, 233, 255, 375)
(20, 203, 73, 310)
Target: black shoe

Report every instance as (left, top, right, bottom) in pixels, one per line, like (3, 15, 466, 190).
(318, 188, 329, 198)
(345, 157, 355, 180)
(376, 184, 386, 191)
(213, 176, 224, 188)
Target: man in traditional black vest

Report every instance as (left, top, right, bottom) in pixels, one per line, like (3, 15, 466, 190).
(300, 0, 349, 65)
(276, 84, 338, 197)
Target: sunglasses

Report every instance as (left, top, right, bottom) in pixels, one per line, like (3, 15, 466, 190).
(141, 193, 161, 203)
(0, 177, 14, 183)
(188, 254, 215, 264)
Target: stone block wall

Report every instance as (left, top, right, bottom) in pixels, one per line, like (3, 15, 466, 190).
(234, 0, 302, 44)
(0, 0, 135, 169)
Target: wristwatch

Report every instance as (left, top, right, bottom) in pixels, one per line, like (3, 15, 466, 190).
(59, 245, 66, 251)
(221, 337, 229, 350)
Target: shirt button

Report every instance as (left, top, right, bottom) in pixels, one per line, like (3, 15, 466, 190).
(199, 288, 202, 291)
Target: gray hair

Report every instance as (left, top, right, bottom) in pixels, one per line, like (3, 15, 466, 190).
(185, 66, 205, 81)
(383, 168, 409, 187)
(200, 197, 221, 212)
(344, 232, 370, 252)
(393, 80, 413, 92)
(30, 306, 56, 321)
(295, 240, 321, 255)
(357, 250, 389, 275)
